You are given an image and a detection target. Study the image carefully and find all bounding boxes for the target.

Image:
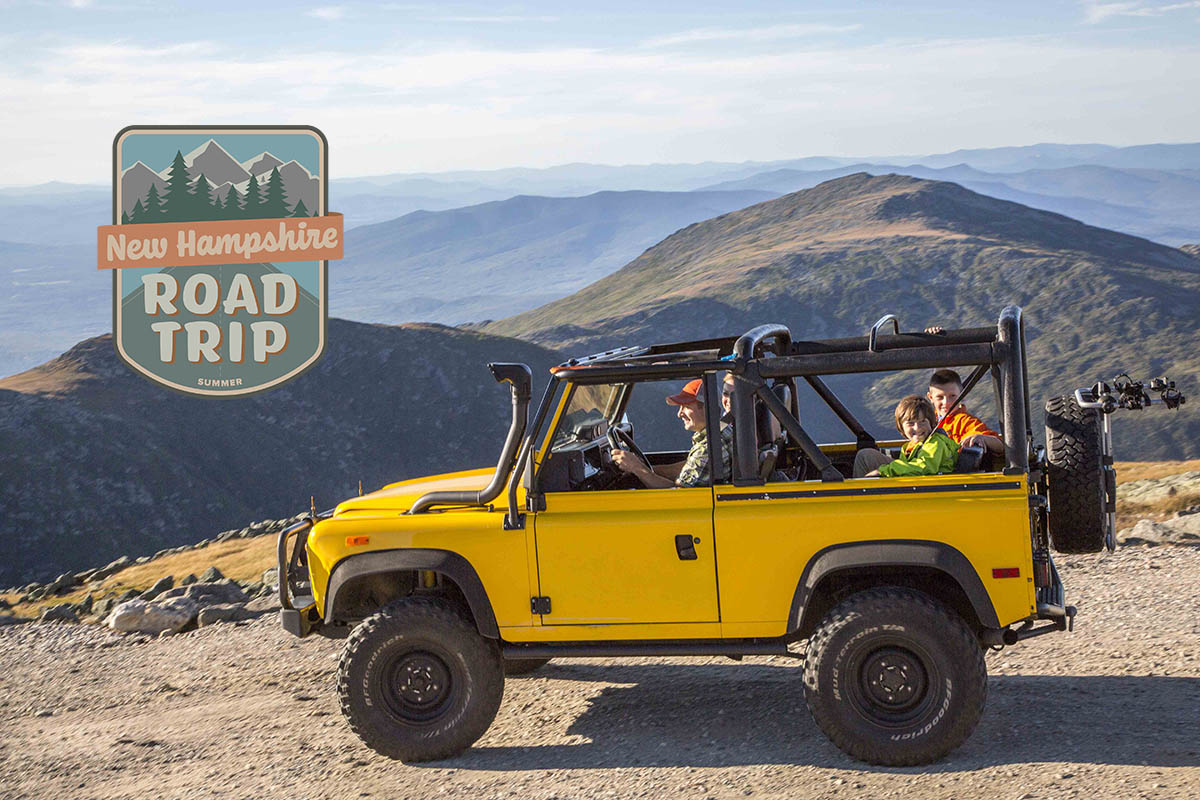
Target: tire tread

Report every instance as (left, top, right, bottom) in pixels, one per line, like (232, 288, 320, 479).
(336, 596, 503, 762)
(803, 586, 987, 766)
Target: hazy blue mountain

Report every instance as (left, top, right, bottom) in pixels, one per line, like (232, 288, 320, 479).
(881, 143, 1118, 172)
(332, 188, 777, 326)
(1089, 143, 1200, 171)
(0, 240, 107, 377)
(0, 190, 110, 245)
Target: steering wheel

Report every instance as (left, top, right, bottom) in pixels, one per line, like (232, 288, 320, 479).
(607, 425, 650, 472)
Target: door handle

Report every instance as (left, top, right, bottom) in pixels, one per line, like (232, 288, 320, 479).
(675, 534, 698, 560)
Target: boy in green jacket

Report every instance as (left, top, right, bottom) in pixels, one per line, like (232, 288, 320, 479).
(863, 395, 960, 478)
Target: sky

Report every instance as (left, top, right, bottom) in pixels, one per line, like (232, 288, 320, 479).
(2, 0, 1199, 186)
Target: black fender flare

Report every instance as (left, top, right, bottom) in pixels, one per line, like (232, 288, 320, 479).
(325, 548, 499, 638)
(788, 539, 1001, 633)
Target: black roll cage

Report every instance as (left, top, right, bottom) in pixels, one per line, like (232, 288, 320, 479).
(509, 305, 1031, 512)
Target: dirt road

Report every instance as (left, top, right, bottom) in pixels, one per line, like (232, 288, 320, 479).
(2, 545, 1197, 800)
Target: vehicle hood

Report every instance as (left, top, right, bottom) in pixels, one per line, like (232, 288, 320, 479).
(334, 468, 503, 514)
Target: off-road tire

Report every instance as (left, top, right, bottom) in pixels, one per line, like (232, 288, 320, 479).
(503, 657, 551, 676)
(803, 587, 987, 766)
(337, 596, 504, 762)
(1044, 395, 1108, 553)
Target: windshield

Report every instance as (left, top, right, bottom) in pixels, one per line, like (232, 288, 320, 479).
(550, 383, 621, 452)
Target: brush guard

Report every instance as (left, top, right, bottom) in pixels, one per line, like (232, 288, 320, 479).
(278, 516, 318, 637)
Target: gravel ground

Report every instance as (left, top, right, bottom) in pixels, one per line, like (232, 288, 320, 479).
(2, 545, 1198, 800)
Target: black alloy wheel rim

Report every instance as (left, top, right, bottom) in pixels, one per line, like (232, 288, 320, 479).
(382, 650, 455, 723)
(846, 640, 937, 726)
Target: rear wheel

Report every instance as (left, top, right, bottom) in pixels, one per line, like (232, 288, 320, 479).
(337, 597, 503, 761)
(803, 587, 987, 766)
(1044, 395, 1109, 553)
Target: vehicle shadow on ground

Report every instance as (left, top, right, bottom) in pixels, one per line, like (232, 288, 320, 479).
(434, 663, 1200, 772)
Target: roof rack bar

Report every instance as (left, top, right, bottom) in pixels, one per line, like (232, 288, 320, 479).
(645, 335, 738, 357)
(760, 342, 1001, 378)
(790, 327, 994, 356)
(552, 360, 731, 383)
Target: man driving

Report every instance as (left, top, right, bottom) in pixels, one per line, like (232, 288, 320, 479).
(612, 379, 733, 488)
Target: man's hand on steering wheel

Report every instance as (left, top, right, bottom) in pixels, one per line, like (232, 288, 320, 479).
(608, 427, 651, 475)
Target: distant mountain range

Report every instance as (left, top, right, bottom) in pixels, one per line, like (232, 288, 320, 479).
(334, 189, 776, 326)
(0, 239, 107, 377)
(0, 319, 563, 585)
(488, 173, 1200, 461)
(6, 170, 1200, 584)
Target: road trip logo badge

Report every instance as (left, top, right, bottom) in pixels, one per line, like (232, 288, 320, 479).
(99, 126, 341, 396)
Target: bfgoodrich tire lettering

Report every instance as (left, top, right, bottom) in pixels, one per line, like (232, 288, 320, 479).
(803, 587, 987, 766)
(337, 597, 503, 761)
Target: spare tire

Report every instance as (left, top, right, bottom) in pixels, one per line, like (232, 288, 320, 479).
(1044, 396, 1109, 553)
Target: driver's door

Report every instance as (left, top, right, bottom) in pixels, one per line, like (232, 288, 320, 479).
(530, 376, 720, 626)
(533, 485, 718, 625)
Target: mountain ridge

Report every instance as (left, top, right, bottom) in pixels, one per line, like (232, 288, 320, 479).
(486, 173, 1200, 461)
(0, 319, 564, 585)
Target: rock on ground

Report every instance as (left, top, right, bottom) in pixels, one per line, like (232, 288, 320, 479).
(106, 597, 197, 635)
(1119, 471, 1200, 504)
(1118, 516, 1200, 546)
(196, 603, 250, 627)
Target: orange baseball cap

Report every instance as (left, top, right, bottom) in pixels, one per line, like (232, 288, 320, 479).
(665, 379, 705, 406)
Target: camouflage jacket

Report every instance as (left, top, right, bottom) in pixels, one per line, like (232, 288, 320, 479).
(676, 425, 733, 488)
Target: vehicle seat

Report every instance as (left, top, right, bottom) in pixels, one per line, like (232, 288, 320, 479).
(757, 383, 791, 480)
(953, 445, 985, 473)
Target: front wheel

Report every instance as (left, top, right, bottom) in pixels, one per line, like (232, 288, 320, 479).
(337, 597, 504, 762)
(803, 587, 987, 766)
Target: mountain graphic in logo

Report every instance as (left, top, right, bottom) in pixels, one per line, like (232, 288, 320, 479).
(119, 139, 318, 224)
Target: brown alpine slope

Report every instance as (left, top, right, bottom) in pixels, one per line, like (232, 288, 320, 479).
(0, 320, 562, 586)
(487, 173, 1200, 460)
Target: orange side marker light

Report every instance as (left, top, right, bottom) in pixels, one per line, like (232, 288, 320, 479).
(347, 536, 370, 547)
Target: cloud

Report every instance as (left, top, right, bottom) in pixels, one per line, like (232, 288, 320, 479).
(306, 6, 346, 21)
(642, 23, 861, 48)
(3, 33, 1199, 183)
(1081, 0, 1200, 22)
(422, 15, 559, 23)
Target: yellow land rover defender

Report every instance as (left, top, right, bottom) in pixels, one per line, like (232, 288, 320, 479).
(278, 306, 1179, 766)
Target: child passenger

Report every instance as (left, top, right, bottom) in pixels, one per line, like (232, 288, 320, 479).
(858, 395, 960, 478)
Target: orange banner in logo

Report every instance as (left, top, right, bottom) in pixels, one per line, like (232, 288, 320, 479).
(97, 213, 343, 270)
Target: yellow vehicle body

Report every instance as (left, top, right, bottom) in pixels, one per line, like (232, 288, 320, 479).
(286, 308, 1081, 768)
(302, 392, 1037, 644)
